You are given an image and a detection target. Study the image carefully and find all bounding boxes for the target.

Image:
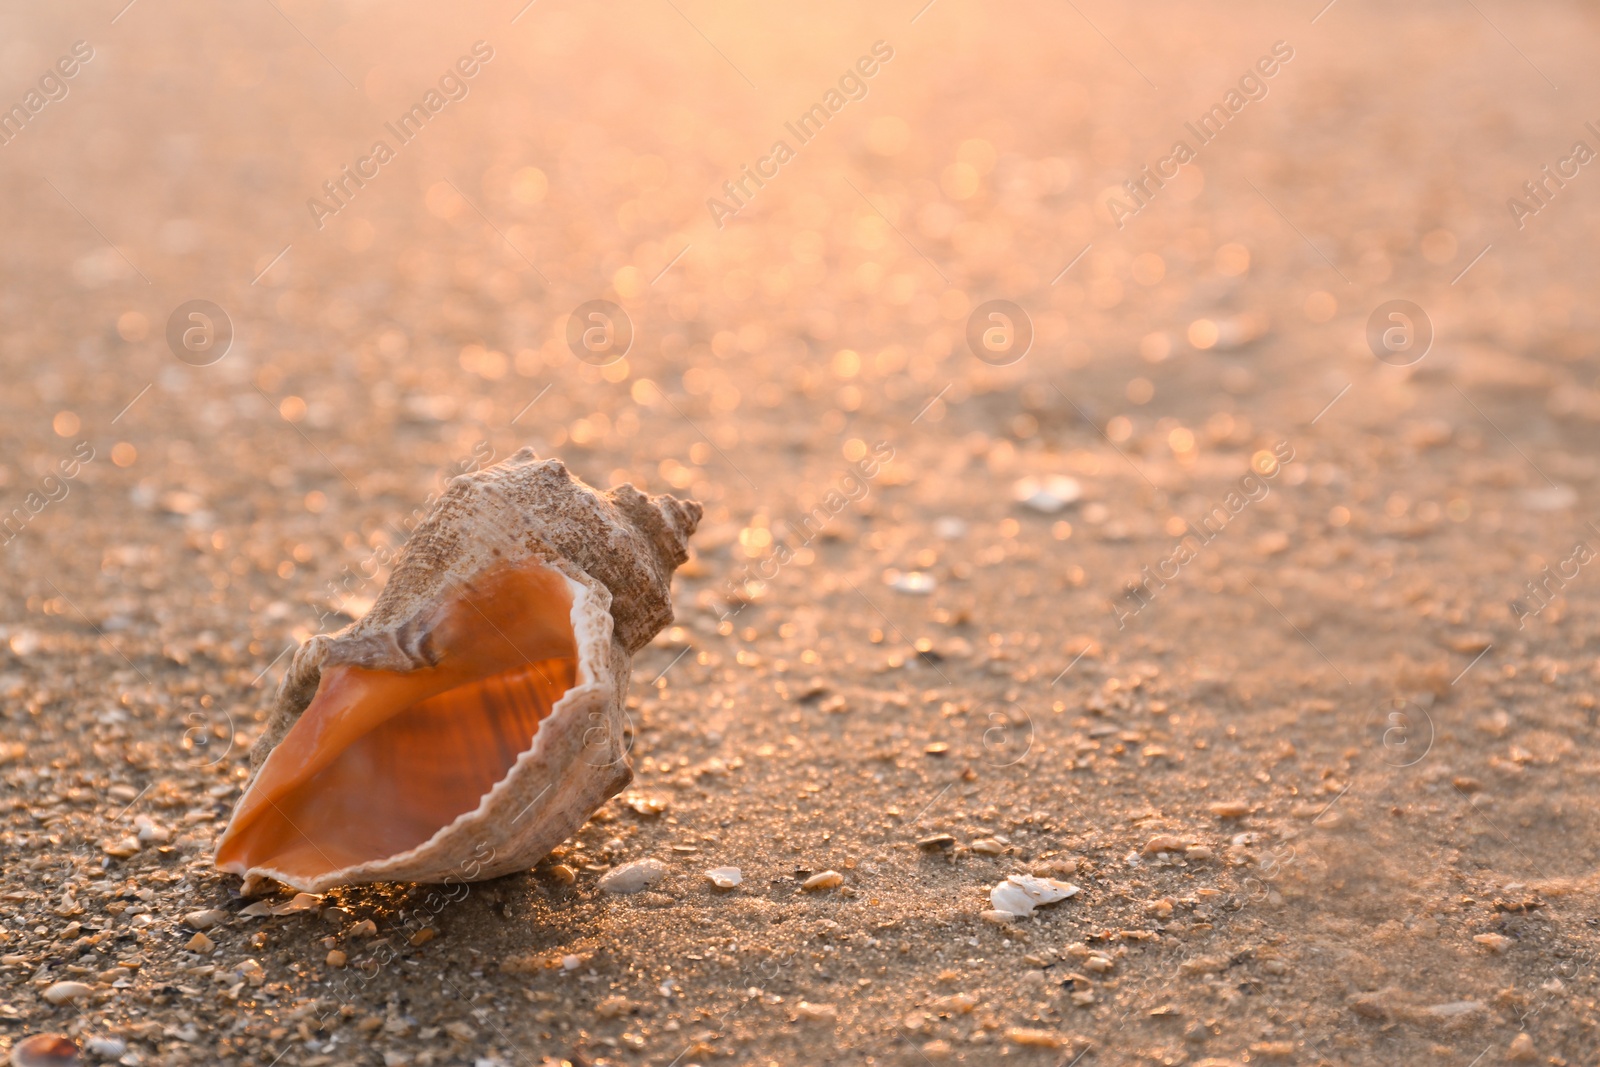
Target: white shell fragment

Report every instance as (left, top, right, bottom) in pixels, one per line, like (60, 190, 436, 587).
(598, 859, 667, 894)
(271, 893, 322, 916)
(42, 981, 94, 1005)
(988, 874, 1079, 918)
(885, 570, 936, 595)
(1013, 475, 1082, 514)
(85, 1037, 128, 1059)
(705, 867, 743, 889)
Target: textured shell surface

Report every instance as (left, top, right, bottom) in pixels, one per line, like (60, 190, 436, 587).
(215, 448, 701, 893)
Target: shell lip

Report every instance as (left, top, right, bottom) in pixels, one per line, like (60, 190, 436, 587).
(219, 562, 617, 893)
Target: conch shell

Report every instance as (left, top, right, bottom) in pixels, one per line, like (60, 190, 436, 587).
(215, 448, 700, 892)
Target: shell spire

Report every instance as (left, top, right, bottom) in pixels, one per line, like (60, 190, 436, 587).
(215, 449, 701, 892)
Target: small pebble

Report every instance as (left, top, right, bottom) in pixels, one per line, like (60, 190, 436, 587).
(1507, 1032, 1536, 1062)
(349, 919, 378, 938)
(627, 796, 668, 816)
(1141, 834, 1190, 855)
(185, 932, 214, 954)
(598, 859, 668, 894)
(408, 928, 437, 947)
(705, 867, 742, 889)
(101, 838, 139, 859)
(886, 570, 936, 594)
(83, 1037, 126, 1059)
(1012, 475, 1082, 514)
(42, 981, 94, 1006)
(594, 995, 632, 1019)
(326, 949, 348, 968)
(1473, 932, 1511, 953)
(1252, 1040, 1295, 1058)
(1522, 485, 1576, 512)
(916, 834, 956, 851)
(182, 909, 229, 930)
(802, 870, 843, 891)
(1006, 1027, 1065, 1049)
(1209, 801, 1251, 818)
(795, 1001, 837, 1021)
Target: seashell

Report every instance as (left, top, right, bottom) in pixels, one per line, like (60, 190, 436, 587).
(1012, 474, 1081, 514)
(596, 858, 667, 895)
(9, 1033, 82, 1067)
(988, 874, 1078, 918)
(215, 449, 700, 892)
(704, 866, 742, 889)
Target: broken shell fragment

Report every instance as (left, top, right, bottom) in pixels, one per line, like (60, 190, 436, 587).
(1012, 475, 1081, 514)
(215, 449, 700, 892)
(705, 866, 743, 889)
(988, 875, 1079, 918)
(598, 859, 667, 894)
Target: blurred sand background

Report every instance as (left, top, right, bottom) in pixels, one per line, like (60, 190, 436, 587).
(3, 0, 1600, 1064)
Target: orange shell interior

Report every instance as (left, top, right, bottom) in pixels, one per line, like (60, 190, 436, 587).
(216, 558, 579, 884)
